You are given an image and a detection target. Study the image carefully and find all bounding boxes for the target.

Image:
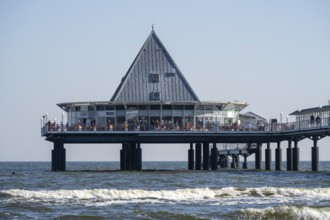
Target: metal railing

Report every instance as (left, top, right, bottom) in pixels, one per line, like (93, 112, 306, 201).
(41, 121, 330, 136)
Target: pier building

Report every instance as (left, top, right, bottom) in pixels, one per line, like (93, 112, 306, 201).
(41, 29, 330, 172)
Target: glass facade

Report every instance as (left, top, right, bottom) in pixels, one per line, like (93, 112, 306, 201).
(65, 103, 242, 131)
(294, 108, 330, 129)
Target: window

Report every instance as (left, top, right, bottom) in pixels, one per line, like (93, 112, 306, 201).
(138, 105, 149, 110)
(96, 105, 106, 111)
(173, 105, 184, 110)
(150, 105, 161, 110)
(150, 91, 160, 100)
(162, 105, 172, 110)
(106, 105, 115, 110)
(151, 73, 160, 82)
(185, 105, 194, 110)
(115, 105, 125, 110)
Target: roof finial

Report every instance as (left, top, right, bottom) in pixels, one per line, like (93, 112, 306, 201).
(152, 21, 154, 31)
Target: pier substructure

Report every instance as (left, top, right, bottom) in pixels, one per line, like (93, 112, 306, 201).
(293, 140, 300, 171)
(136, 143, 142, 170)
(312, 138, 319, 171)
(231, 155, 240, 168)
(243, 154, 248, 169)
(236, 155, 240, 169)
(287, 141, 293, 171)
(203, 143, 210, 170)
(211, 143, 218, 170)
(219, 155, 228, 168)
(52, 141, 66, 171)
(255, 143, 262, 170)
(195, 143, 202, 170)
(231, 155, 236, 168)
(275, 141, 282, 171)
(120, 142, 142, 171)
(188, 143, 194, 170)
(265, 143, 271, 170)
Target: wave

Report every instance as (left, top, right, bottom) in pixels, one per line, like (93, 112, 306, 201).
(1, 187, 330, 204)
(238, 206, 330, 220)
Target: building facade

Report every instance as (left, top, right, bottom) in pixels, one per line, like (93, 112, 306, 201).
(55, 30, 249, 133)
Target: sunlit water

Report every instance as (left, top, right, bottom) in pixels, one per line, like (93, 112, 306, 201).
(1, 161, 330, 219)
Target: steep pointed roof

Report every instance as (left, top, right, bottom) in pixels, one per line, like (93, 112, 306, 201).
(110, 30, 199, 102)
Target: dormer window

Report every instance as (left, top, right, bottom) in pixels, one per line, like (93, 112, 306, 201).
(150, 91, 160, 100)
(151, 73, 159, 82)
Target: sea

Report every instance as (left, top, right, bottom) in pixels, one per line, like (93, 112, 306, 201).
(1, 161, 330, 220)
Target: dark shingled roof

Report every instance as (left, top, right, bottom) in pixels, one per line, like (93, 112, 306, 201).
(110, 30, 199, 102)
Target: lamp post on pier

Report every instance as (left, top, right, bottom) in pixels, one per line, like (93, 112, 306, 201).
(61, 112, 64, 132)
(280, 112, 283, 132)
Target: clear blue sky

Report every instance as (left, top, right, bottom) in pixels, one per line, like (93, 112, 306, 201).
(1, 0, 329, 161)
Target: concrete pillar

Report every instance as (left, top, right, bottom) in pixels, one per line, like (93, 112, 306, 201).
(265, 143, 271, 170)
(136, 143, 142, 171)
(211, 143, 218, 170)
(275, 142, 282, 171)
(219, 155, 224, 168)
(287, 140, 293, 171)
(203, 143, 210, 170)
(293, 140, 300, 171)
(231, 155, 236, 168)
(219, 155, 228, 168)
(52, 141, 66, 171)
(130, 142, 137, 170)
(120, 148, 124, 170)
(255, 143, 262, 169)
(312, 138, 319, 171)
(243, 154, 248, 169)
(236, 155, 240, 169)
(225, 155, 229, 168)
(188, 143, 194, 170)
(121, 143, 129, 170)
(195, 143, 202, 170)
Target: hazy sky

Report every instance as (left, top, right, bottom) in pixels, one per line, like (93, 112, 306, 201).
(1, 0, 329, 162)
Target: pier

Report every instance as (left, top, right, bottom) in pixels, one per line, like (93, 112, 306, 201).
(42, 120, 330, 172)
(41, 29, 330, 171)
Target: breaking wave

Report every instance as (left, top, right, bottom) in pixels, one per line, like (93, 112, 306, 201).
(1, 187, 330, 205)
(238, 206, 330, 220)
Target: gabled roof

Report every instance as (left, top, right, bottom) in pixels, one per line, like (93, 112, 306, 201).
(110, 30, 199, 102)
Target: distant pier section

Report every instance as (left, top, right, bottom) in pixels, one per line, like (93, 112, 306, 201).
(41, 29, 330, 171)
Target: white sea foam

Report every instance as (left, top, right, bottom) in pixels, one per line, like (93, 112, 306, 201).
(1, 187, 330, 205)
(240, 206, 330, 220)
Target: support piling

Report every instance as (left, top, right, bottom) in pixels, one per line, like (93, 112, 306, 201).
(312, 138, 319, 171)
(52, 141, 66, 171)
(195, 143, 202, 170)
(211, 143, 218, 170)
(188, 143, 194, 170)
(265, 143, 271, 170)
(293, 140, 300, 171)
(203, 143, 210, 170)
(255, 143, 262, 169)
(243, 154, 248, 169)
(275, 141, 282, 171)
(287, 140, 293, 171)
